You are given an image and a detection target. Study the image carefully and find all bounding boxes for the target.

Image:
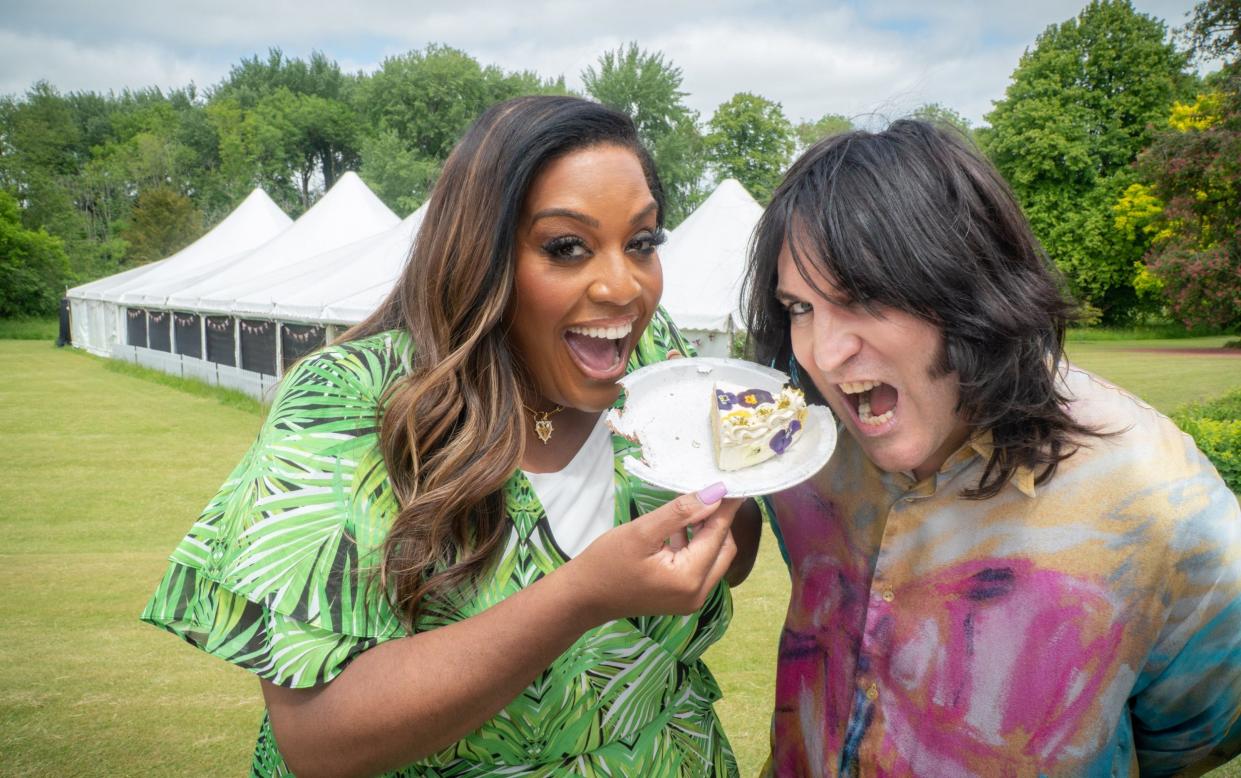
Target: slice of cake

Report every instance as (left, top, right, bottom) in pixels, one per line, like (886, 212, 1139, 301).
(711, 381, 808, 471)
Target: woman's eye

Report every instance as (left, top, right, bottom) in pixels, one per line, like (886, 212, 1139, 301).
(543, 236, 589, 260)
(628, 228, 667, 255)
(786, 301, 813, 317)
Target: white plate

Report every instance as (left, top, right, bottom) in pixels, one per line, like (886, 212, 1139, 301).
(606, 357, 837, 497)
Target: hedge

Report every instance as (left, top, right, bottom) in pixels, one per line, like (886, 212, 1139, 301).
(1173, 388, 1241, 493)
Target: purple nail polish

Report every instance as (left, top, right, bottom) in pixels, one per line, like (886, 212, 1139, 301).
(697, 482, 728, 504)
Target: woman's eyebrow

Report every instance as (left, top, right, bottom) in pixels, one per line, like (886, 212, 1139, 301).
(630, 201, 658, 225)
(529, 208, 599, 228)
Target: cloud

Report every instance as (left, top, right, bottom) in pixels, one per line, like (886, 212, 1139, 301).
(1, 0, 1200, 126)
(0, 30, 221, 97)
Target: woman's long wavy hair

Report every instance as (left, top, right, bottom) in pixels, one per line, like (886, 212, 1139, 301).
(341, 96, 663, 628)
(744, 120, 1098, 499)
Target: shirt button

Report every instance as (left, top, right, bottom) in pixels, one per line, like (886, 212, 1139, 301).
(882, 589, 895, 603)
(866, 683, 879, 701)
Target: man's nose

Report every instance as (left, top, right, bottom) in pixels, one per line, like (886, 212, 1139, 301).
(811, 310, 861, 374)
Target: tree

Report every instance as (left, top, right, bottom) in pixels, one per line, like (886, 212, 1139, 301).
(211, 50, 361, 209)
(982, 0, 1192, 322)
(704, 92, 795, 202)
(1180, 0, 1240, 63)
(359, 45, 564, 162)
(1135, 1, 1241, 329)
(0, 191, 71, 316)
(358, 130, 440, 214)
(582, 44, 706, 225)
(121, 187, 203, 266)
(909, 103, 973, 139)
(794, 113, 854, 152)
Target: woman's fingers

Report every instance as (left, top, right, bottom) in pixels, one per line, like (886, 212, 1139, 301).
(634, 482, 728, 548)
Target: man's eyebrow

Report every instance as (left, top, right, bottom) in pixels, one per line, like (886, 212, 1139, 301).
(529, 208, 600, 228)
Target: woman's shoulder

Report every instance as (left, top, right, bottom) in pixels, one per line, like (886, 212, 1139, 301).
(276, 329, 414, 406)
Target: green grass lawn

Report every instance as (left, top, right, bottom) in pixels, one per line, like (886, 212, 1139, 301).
(3, 337, 1239, 776)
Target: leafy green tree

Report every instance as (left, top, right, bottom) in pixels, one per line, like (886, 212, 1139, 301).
(909, 102, 973, 139)
(794, 113, 854, 152)
(982, 0, 1192, 322)
(0, 191, 71, 316)
(121, 187, 203, 266)
(359, 45, 563, 162)
(213, 49, 348, 107)
(582, 44, 706, 225)
(358, 130, 440, 215)
(1135, 1, 1241, 329)
(210, 50, 361, 210)
(704, 92, 795, 202)
(1180, 0, 1240, 62)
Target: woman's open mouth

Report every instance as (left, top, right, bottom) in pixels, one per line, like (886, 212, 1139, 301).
(564, 321, 633, 380)
(839, 379, 899, 431)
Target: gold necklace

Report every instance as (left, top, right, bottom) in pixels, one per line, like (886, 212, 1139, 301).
(524, 404, 565, 444)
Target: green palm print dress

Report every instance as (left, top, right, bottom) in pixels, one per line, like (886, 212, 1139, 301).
(141, 309, 740, 777)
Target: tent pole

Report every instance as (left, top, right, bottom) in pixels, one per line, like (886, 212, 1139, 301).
(275, 322, 284, 378)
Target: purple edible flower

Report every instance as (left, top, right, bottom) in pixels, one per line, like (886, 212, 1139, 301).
(769, 420, 802, 455)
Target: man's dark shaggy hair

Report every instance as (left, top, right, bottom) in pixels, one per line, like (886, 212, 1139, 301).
(744, 119, 1097, 498)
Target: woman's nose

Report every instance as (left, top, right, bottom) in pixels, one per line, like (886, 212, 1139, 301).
(588, 252, 643, 306)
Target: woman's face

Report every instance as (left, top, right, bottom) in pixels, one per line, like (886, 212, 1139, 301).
(509, 143, 663, 413)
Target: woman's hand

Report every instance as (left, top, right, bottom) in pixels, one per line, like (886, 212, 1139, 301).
(562, 483, 741, 625)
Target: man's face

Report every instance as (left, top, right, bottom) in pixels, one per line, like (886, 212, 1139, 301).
(776, 241, 971, 480)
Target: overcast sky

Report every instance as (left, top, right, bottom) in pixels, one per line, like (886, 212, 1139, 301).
(0, 0, 1202, 127)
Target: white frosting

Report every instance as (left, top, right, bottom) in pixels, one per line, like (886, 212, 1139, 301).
(711, 382, 807, 471)
(717, 391, 806, 445)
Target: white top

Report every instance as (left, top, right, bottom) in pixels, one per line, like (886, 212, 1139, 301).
(522, 414, 615, 558)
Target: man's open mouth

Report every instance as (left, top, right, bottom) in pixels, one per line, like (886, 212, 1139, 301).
(838, 379, 898, 426)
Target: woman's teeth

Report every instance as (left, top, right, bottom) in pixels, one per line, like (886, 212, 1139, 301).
(566, 323, 632, 340)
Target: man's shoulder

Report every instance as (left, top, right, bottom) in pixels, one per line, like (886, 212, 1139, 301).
(1051, 363, 1237, 525)
(1059, 364, 1190, 460)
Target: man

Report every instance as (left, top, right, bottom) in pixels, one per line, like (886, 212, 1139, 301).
(744, 120, 1241, 776)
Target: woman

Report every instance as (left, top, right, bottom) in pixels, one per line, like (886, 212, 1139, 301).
(142, 96, 760, 777)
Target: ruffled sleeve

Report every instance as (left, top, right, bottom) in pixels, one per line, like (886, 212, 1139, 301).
(141, 333, 411, 688)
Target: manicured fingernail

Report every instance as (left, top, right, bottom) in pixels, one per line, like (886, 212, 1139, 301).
(696, 482, 728, 504)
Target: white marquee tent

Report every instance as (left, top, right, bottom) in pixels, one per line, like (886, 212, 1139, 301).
(157, 172, 398, 314)
(70, 175, 766, 399)
(99, 172, 400, 397)
(658, 178, 763, 357)
(215, 202, 426, 325)
(66, 187, 292, 356)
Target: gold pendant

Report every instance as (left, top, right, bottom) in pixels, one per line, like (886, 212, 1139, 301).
(534, 419, 554, 444)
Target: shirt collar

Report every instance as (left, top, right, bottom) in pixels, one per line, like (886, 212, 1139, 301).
(877, 429, 1038, 500)
(967, 430, 1038, 498)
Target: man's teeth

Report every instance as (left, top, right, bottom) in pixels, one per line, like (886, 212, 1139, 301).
(841, 380, 893, 426)
(567, 323, 632, 339)
(839, 379, 881, 395)
(858, 396, 894, 426)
